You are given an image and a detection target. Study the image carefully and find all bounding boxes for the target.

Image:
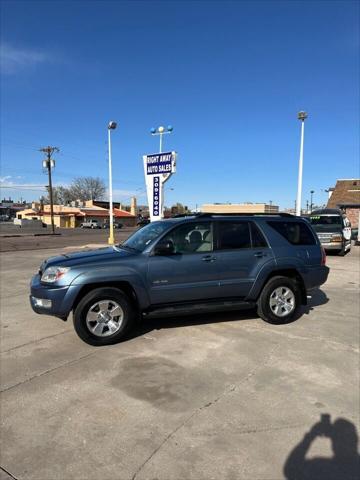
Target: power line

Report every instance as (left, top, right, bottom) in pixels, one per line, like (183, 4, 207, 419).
(0, 185, 46, 191)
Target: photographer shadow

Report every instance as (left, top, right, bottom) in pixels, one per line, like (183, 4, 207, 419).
(284, 415, 360, 480)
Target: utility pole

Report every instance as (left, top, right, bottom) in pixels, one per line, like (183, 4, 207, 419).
(40, 146, 59, 234)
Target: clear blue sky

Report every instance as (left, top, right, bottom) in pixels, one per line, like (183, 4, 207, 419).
(1, 0, 359, 210)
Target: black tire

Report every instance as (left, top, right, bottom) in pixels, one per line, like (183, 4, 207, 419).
(73, 287, 136, 346)
(337, 241, 351, 256)
(257, 276, 301, 325)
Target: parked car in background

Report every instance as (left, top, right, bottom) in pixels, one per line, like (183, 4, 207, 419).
(30, 213, 329, 346)
(309, 208, 351, 256)
(103, 221, 123, 229)
(80, 219, 101, 229)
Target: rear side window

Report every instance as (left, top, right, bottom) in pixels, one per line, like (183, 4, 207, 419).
(268, 221, 316, 245)
(218, 222, 251, 249)
(250, 222, 268, 248)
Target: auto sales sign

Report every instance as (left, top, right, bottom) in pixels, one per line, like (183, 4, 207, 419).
(143, 151, 177, 221)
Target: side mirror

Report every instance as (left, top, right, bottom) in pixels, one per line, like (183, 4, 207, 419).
(154, 240, 175, 256)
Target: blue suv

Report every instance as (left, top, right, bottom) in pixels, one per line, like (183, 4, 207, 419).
(30, 213, 329, 345)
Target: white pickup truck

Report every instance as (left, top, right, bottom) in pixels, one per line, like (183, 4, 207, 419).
(80, 219, 101, 229)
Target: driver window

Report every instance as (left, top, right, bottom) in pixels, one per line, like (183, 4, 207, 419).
(162, 222, 213, 254)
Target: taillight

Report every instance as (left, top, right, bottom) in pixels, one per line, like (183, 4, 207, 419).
(321, 247, 326, 265)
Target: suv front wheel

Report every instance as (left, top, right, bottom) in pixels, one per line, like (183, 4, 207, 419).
(257, 276, 301, 324)
(73, 287, 135, 345)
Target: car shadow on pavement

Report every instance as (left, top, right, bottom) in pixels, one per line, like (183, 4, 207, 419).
(125, 289, 329, 342)
(301, 288, 329, 316)
(284, 414, 360, 480)
(127, 308, 259, 341)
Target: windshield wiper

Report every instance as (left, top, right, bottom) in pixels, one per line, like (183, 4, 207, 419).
(117, 243, 139, 252)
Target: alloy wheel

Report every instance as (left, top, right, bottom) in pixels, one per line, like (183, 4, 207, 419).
(269, 286, 295, 318)
(86, 300, 124, 337)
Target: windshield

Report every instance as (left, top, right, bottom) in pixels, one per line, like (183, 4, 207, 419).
(121, 221, 171, 252)
(309, 215, 342, 227)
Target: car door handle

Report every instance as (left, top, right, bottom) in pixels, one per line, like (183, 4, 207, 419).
(202, 255, 216, 262)
(254, 252, 266, 258)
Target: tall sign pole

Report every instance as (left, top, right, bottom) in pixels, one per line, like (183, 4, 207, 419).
(296, 111, 308, 216)
(40, 146, 59, 234)
(144, 126, 176, 221)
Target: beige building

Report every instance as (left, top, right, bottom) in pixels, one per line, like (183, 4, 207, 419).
(16, 199, 137, 228)
(201, 203, 279, 214)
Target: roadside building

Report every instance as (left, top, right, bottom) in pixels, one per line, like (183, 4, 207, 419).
(16, 203, 86, 228)
(15, 199, 137, 228)
(0, 198, 29, 219)
(89, 197, 138, 217)
(201, 203, 279, 214)
(326, 179, 360, 228)
(83, 200, 136, 226)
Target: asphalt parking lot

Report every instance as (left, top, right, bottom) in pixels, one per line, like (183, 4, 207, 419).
(0, 245, 359, 480)
(0, 223, 136, 252)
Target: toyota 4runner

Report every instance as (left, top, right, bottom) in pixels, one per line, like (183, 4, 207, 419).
(30, 213, 329, 346)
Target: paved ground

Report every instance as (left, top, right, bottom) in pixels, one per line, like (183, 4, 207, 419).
(0, 245, 359, 480)
(0, 225, 136, 252)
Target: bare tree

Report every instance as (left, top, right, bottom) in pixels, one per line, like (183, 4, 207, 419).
(44, 186, 74, 205)
(171, 203, 188, 215)
(43, 177, 106, 204)
(69, 177, 106, 201)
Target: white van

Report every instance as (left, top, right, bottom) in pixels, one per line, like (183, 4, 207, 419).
(309, 209, 351, 256)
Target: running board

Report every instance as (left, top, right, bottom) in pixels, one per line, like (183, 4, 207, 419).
(143, 299, 255, 318)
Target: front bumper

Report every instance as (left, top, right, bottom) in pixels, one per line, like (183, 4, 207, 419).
(30, 274, 81, 319)
(320, 242, 343, 251)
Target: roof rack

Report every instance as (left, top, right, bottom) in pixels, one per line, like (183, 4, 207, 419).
(195, 212, 294, 218)
(172, 212, 294, 218)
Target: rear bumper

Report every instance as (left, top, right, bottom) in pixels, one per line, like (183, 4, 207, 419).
(30, 274, 81, 319)
(304, 265, 330, 290)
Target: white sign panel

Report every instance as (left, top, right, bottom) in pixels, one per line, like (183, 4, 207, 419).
(143, 151, 177, 222)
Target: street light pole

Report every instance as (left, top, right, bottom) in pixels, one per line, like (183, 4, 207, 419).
(310, 190, 314, 213)
(107, 121, 117, 245)
(296, 111, 308, 216)
(150, 125, 173, 154)
(159, 129, 163, 153)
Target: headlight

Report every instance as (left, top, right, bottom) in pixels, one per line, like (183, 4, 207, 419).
(41, 266, 70, 283)
(331, 235, 342, 242)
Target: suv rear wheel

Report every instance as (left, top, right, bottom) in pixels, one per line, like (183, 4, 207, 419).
(73, 287, 135, 345)
(257, 276, 301, 324)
